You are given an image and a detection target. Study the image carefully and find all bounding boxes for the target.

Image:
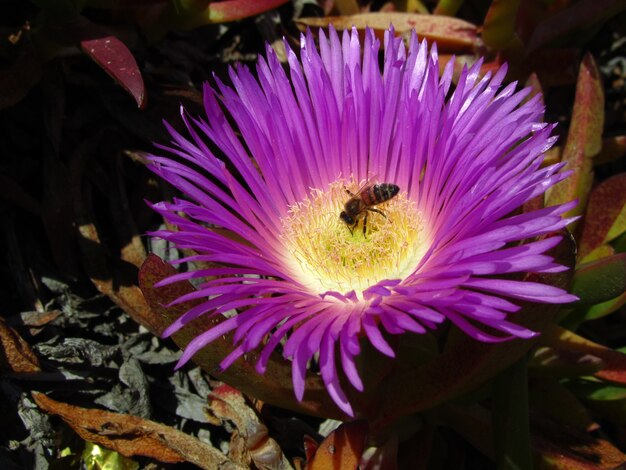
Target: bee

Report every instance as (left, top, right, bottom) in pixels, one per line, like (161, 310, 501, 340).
(340, 182, 400, 236)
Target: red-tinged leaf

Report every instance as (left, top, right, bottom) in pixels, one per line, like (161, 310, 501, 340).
(205, 0, 290, 22)
(512, 0, 547, 45)
(140, 0, 290, 33)
(304, 435, 320, 463)
(32, 392, 244, 469)
(530, 378, 599, 432)
(296, 13, 480, 53)
(524, 72, 544, 105)
(138, 254, 346, 420)
(438, 405, 494, 461)
(569, 52, 604, 157)
(539, 326, 626, 385)
(572, 254, 626, 305)
(545, 53, 603, 230)
(0, 172, 42, 215)
(402, 423, 435, 470)
(80, 34, 146, 109)
(528, 0, 626, 52)
(595, 135, 626, 165)
(369, 231, 576, 430)
(306, 421, 368, 470)
(0, 42, 42, 110)
(532, 413, 626, 469)
(579, 174, 626, 260)
(481, 0, 522, 50)
(528, 48, 580, 87)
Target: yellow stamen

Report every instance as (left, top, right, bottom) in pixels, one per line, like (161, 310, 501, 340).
(280, 179, 430, 296)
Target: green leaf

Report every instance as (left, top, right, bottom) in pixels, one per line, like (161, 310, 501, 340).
(530, 378, 598, 431)
(581, 245, 615, 264)
(493, 357, 533, 470)
(529, 346, 604, 378)
(481, 0, 523, 51)
(614, 231, 626, 253)
(569, 380, 626, 401)
(582, 291, 626, 321)
(572, 254, 626, 305)
(539, 326, 626, 385)
(433, 0, 464, 16)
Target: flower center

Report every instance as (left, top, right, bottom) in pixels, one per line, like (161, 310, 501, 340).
(280, 179, 430, 296)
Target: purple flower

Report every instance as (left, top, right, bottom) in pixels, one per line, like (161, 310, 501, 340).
(148, 26, 577, 416)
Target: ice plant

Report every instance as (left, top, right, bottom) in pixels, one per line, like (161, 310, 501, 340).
(147, 26, 577, 416)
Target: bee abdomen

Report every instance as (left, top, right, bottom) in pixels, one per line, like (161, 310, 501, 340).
(368, 183, 400, 205)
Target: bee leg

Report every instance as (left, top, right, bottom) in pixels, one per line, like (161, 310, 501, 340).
(344, 186, 355, 197)
(368, 208, 387, 219)
(362, 213, 368, 238)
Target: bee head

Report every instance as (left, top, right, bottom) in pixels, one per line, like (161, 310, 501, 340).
(339, 211, 354, 226)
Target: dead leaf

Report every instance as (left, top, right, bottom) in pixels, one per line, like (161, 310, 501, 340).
(138, 254, 347, 420)
(208, 384, 293, 469)
(0, 317, 41, 373)
(32, 392, 245, 469)
(481, 0, 523, 50)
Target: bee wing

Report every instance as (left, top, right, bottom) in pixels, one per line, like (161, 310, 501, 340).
(347, 174, 379, 196)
